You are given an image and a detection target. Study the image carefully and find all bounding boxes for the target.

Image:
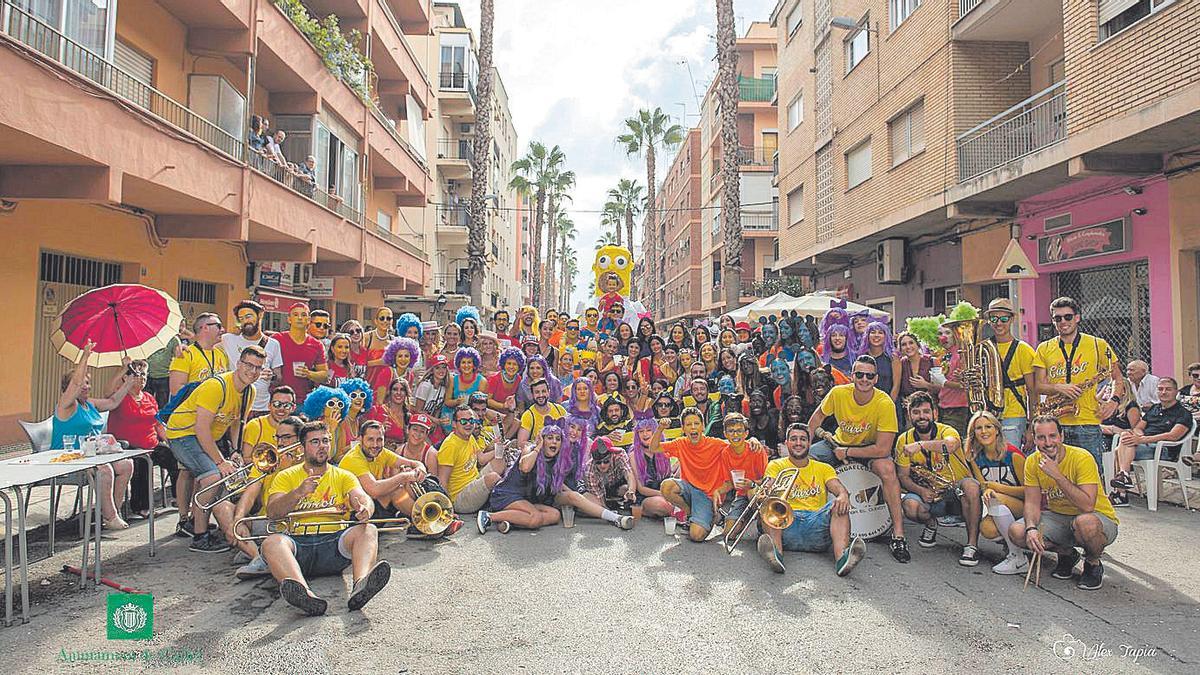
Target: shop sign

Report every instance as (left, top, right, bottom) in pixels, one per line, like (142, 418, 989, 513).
(1037, 218, 1128, 265)
(308, 277, 335, 299)
(255, 262, 294, 292)
(256, 291, 307, 313)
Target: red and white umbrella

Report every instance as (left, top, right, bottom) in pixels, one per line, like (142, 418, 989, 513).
(51, 284, 185, 367)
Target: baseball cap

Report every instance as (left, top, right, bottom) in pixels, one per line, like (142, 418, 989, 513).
(984, 298, 1016, 316)
(521, 335, 540, 346)
(420, 321, 440, 332)
(427, 354, 449, 368)
(408, 413, 434, 429)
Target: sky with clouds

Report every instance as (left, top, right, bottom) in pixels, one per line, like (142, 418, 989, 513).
(453, 0, 777, 310)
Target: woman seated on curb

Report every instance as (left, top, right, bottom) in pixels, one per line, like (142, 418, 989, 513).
(53, 340, 136, 530)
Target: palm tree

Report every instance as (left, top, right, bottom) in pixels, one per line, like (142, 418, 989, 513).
(468, 0, 495, 305)
(606, 178, 645, 296)
(617, 108, 684, 304)
(594, 231, 619, 250)
(510, 142, 565, 308)
(557, 216, 577, 307)
(716, 0, 743, 312)
(600, 202, 624, 246)
(543, 168, 575, 312)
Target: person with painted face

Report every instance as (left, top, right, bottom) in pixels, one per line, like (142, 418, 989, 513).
(756, 321, 783, 367)
(746, 388, 780, 454)
(778, 394, 808, 450)
(650, 409, 732, 542)
(222, 300, 283, 418)
(808, 355, 910, 563)
(492, 309, 515, 347)
(755, 423, 866, 577)
(363, 307, 395, 396)
(767, 356, 793, 409)
(894, 391, 981, 566)
(477, 426, 570, 534)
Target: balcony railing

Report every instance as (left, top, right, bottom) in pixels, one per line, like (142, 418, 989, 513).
(438, 69, 477, 102)
(738, 146, 774, 167)
(369, 101, 427, 172)
(959, 0, 985, 19)
(742, 212, 778, 231)
(1, 0, 243, 161)
(437, 138, 474, 162)
(956, 81, 1068, 182)
(249, 151, 362, 223)
(366, 217, 426, 260)
(746, 275, 810, 298)
(433, 272, 469, 295)
(436, 205, 469, 228)
(738, 76, 775, 102)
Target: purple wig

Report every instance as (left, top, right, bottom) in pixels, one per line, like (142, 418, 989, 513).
(821, 324, 851, 365)
(454, 346, 481, 371)
(819, 307, 851, 339)
(383, 337, 421, 370)
(563, 416, 592, 477)
(534, 424, 575, 495)
(630, 417, 670, 485)
(856, 320, 894, 359)
(497, 346, 526, 373)
(517, 354, 563, 403)
(567, 376, 599, 423)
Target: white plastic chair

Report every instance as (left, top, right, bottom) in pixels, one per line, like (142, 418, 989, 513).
(1103, 419, 1197, 511)
(16, 412, 110, 551)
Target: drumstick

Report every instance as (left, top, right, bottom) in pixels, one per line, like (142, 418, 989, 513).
(1024, 551, 1041, 591)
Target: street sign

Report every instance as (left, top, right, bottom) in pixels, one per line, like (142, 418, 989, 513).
(992, 238, 1038, 280)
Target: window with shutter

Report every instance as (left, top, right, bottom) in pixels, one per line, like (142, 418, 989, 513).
(113, 39, 153, 108)
(846, 140, 872, 189)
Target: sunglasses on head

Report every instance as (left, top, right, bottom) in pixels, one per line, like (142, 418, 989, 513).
(1052, 313, 1076, 323)
(853, 371, 877, 380)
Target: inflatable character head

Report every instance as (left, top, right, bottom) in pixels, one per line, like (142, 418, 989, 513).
(592, 245, 633, 298)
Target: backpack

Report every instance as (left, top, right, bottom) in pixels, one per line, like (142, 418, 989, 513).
(157, 375, 229, 426)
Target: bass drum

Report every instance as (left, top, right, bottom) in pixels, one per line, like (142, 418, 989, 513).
(836, 462, 893, 540)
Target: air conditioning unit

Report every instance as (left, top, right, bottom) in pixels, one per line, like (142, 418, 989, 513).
(876, 238, 906, 284)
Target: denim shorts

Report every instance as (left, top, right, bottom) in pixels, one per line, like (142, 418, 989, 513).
(810, 439, 836, 464)
(1063, 424, 1104, 468)
(1000, 416, 1027, 449)
(903, 491, 962, 518)
(284, 530, 352, 578)
(724, 495, 750, 522)
(1038, 510, 1118, 549)
(761, 501, 834, 553)
(678, 479, 716, 530)
(1133, 443, 1180, 462)
(168, 435, 219, 482)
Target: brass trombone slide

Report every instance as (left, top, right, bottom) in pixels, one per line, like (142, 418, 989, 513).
(723, 467, 800, 554)
(234, 506, 412, 542)
(192, 441, 304, 510)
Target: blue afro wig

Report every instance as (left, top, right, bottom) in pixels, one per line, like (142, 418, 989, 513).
(498, 346, 526, 372)
(456, 305, 481, 329)
(394, 313, 423, 340)
(339, 377, 374, 411)
(383, 337, 421, 370)
(300, 386, 351, 423)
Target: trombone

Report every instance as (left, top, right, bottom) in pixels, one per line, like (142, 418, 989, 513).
(192, 441, 304, 509)
(409, 481, 455, 535)
(234, 507, 411, 542)
(723, 467, 800, 554)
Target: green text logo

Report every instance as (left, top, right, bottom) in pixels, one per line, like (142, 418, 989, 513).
(107, 594, 153, 640)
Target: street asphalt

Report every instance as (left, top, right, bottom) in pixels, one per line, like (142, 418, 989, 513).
(1, 499, 1198, 674)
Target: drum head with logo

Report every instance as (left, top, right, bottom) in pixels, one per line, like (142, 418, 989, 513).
(836, 462, 893, 539)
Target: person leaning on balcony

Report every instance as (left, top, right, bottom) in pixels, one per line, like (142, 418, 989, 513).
(248, 115, 267, 153)
(267, 130, 288, 166)
(298, 155, 317, 196)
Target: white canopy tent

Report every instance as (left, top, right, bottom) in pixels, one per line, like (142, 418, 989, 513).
(727, 292, 890, 322)
(724, 292, 800, 321)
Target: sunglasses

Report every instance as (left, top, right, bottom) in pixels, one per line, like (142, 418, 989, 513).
(456, 418, 482, 426)
(238, 360, 264, 371)
(348, 328, 363, 335)
(852, 371, 877, 380)
(313, 322, 330, 328)
(205, 322, 223, 329)
(1191, 372, 1200, 378)
(270, 400, 296, 409)
(987, 315, 1012, 324)
(1051, 313, 1076, 323)
(594, 457, 612, 465)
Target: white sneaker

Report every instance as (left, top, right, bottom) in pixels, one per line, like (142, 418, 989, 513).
(992, 551, 1029, 575)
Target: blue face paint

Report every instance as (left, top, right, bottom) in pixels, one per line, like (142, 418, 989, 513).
(762, 324, 779, 345)
(769, 359, 790, 385)
(718, 375, 736, 395)
(796, 350, 816, 369)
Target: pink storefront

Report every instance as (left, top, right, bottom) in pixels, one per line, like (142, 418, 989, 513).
(1016, 176, 1173, 375)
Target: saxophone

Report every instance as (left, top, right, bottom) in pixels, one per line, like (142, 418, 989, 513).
(944, 319, 1005, 414)
(1035, 372, 1111, 418)
(909, 464, 960, 501)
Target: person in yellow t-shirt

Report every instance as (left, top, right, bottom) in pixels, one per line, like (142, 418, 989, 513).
(1032, 296, 1125, 468)
(982, 298, 1036, 451)
(168, 313, 230, 395)
(261, 420, 391, 616)
(754, 423, 865, 577)
(807, 355, 909, 562)
(1010, 416, 1119, 592)
(516, 379, 567, 444)
(166, 346, 261, 554)
(437, 406, 505, 513)
(228, 413, 303, 580)
(894, 392, 983, 567)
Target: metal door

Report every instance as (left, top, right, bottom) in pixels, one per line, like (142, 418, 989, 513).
(1054, 261, 1151, 364)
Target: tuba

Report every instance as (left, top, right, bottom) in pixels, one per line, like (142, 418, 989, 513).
(945, 319, 1005, 414)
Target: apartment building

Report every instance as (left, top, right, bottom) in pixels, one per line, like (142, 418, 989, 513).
(771, 0, 1200, 375)
(698, 21, 788, 317)
(386, 2, 521, 321)
(649, 128, 705, 324)
(0, 0, 436, 442)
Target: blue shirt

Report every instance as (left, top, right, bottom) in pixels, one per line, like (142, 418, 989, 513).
(51, 400, 104, 450)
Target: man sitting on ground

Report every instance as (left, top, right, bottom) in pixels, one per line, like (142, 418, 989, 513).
(649, 408, 732, 542)
(436, 406, 505, 514)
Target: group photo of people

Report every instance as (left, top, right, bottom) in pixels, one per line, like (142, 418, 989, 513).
(44, 244, 1200, 616)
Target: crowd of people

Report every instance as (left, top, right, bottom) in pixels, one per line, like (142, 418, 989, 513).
(47, 290, 1200, 615)
(248, 115, 317, 194)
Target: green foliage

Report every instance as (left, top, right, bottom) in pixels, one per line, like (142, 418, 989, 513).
(274, 0, 374, 101)
(946, 301, 980, 322)
(905, 315, 944, 352)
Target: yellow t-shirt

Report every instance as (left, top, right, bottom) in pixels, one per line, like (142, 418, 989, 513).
(519, 403, 567, 438)
(267, 463, 361, 534)
(819, 384, 899, 447)
(1033, 334, 1115, 426)
(437, 433, 482, 500)
(339, 443, 400, 481)
(765, 457, 837, 513)
(1023, 444, 1118, 523)
(165, 372, 246, 440)
(894, 423, 968, 482)
(242, 416, 279, 511)
(994, 339, 1035, 420)
(169, 345, 229, 384)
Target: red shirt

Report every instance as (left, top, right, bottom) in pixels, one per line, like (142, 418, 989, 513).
(487, 372, 521, 408)
(106, 391, 160, 449)
(272, 332, 325, 404)
(366, 404, 407, 445)
(723, 445, 768, 496)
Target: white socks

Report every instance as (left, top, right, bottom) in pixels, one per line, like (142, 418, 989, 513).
(601, 509, 619, 523)
(992, 505, 1024, 555)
